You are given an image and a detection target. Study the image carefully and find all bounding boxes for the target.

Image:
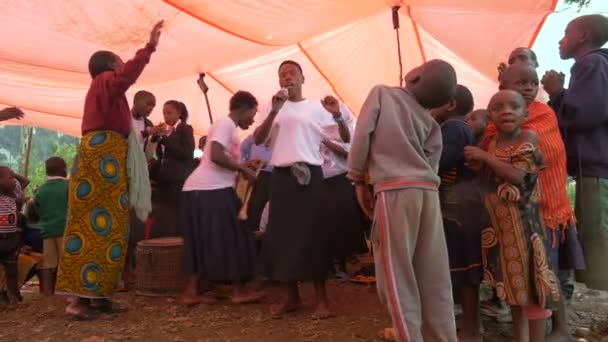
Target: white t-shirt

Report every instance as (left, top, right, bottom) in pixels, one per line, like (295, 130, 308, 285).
(259, 99, 340, 167)
(320, 108, 353, 178)
(182, 117, 240, 191)
(131, 117, 146, 146)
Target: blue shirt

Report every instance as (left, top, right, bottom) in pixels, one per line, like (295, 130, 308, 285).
(240, 135, 273, 172)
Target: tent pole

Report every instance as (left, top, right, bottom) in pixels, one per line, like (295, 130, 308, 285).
(198, 73, 214, 124)
(21, 126, 34, 177)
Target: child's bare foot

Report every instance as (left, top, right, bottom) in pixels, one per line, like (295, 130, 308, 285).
(231, 291, 266, 304)
(271, 300, 302, 318)
(311, 303, 334, 320)
(177, 294, 218, 306)
(547, 330, 571, 342)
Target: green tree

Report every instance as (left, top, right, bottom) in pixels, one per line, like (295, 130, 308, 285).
(565, 0, 592, 9)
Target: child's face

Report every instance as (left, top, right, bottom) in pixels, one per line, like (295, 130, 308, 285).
(559, 21, 584, 60)
(508, 48, 538, 68)
(466, 110, 488, 137)
(163, 103, 181, 126)
(487, 91, 528, 135)
(502, 66, 539, 104)
(134, 95, 156, 118)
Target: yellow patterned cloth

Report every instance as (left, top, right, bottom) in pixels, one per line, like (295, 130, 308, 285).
(56, 131, 129, 299)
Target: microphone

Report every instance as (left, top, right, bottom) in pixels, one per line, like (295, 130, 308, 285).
(392, 6, 400, 30)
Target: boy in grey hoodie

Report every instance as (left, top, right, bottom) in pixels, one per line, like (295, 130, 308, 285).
(542, 14, 608, 291)
(348, 60, 457, 342)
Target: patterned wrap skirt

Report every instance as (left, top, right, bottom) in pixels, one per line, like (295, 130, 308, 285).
(56, 131, 129, 299)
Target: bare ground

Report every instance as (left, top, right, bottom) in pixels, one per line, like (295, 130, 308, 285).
(1, 280, 607, 342)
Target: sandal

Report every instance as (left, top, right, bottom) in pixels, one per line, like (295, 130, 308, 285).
(378, 328, 396, 341)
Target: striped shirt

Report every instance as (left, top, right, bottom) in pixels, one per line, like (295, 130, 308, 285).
(483, 101, 574, 229)
(0, 194, 17, 234)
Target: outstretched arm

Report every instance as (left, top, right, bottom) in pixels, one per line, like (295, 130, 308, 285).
(107, 21, 164, 95)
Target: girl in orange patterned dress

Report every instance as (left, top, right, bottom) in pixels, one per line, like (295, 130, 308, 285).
(465, 90, 560, 342)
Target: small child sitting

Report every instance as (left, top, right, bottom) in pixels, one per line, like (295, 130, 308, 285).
(34, 157, 69, 296)
(0, 166, 22, 306)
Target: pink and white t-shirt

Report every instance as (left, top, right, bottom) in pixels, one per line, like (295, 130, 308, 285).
(182, 116, 240, 191)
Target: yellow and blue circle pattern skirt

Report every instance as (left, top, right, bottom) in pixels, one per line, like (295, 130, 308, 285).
(56, 131, 129, 299)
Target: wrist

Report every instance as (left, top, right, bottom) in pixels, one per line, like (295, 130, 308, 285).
(332, 112, 343, 120)
(269, 109, 279, 116)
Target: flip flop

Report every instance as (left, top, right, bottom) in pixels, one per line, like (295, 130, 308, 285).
(378, 328, 396, 341)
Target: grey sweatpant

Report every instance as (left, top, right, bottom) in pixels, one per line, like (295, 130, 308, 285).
(372, 188, 457, 342)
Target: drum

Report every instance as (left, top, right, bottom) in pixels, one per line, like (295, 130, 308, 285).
(135, 237, 184, 297)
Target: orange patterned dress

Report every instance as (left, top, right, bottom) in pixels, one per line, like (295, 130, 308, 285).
(481, 137, 560, 308)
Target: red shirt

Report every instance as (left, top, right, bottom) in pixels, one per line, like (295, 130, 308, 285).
(81, 44, 156, 137)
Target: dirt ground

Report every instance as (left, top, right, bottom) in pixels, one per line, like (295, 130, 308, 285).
(1, 278, 608, 342)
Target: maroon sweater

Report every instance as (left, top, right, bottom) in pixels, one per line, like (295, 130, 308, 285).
(81, 44, 156, 137)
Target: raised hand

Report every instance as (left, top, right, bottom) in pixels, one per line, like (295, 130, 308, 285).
(271, 89, 288, 113)
(0, 107, 25, 121)
(541, 70, 565, 98)
(148, 20, 164, 48)
(321, 95, 341, 118)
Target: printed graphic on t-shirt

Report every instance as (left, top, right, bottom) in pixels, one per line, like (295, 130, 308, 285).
(0, 196, 17, 232)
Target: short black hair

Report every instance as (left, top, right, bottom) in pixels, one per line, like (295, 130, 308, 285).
(134, 90, 155, 102)
(279, 60, 303, 75)
(511, 47, 539, 67)
(229, 91, 258, 112)
(576, 14, 608, 48)
(88, 50, 116, 79)
(45, 157, 67, 177)
(454, 85, 474, 116)
(164, 100, 189, 122)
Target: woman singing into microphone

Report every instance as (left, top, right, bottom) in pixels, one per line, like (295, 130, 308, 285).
(254, 60, 350, 319)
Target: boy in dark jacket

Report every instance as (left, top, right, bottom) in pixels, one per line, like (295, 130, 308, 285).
(542, 14, 608, 291)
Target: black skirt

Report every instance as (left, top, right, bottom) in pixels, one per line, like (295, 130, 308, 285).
(263, 165, 329, 282)
(180, 188, 256, 283)
(323, 173, 369, 259)
(442, 180, 486, 288)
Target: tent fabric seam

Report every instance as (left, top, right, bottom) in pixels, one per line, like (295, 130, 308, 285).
(527, 0, 559, 48)
(160, 0, 283, 47)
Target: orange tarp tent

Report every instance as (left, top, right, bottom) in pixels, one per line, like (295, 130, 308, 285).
(0, 0, 557, 137)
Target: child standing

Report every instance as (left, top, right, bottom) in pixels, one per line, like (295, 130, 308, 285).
(465, 90, 561, 342)
(178, 90, 262, 305)
(0, 166, 21, 306)
(432, 84, 485, 342)
(34, 157, 69, 296)
(348, 60, 458, 342)
(542, 14, 608, 292)
(489, 63, 586, 340)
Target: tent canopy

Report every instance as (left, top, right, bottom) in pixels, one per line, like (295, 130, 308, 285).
(0, 0, 559, 137)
